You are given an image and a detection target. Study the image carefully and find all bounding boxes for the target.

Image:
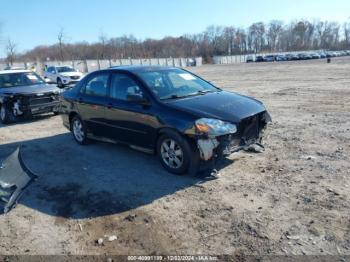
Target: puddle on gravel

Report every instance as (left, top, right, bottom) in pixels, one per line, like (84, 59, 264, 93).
(37, 183, 130, 221)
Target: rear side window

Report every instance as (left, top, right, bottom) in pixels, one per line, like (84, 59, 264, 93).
(84, 73, 109, 97)
(110, 74, 143, 101)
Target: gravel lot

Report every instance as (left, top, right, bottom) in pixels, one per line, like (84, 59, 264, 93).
(0, 58, 349, 257)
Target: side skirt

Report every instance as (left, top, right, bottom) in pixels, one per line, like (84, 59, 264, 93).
(86, 133, 154, 154)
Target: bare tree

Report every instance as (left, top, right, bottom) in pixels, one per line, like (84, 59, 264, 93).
(267, 20, 284, 51)
(0, 21, 2, 45)
(15, 18, 350, 63)
(97, 31, 108, 60)
(344, 21, 350, 47)
(249, 22, 266, 53)
(5, 38, 17, 65)
(57, 27, 66, 61)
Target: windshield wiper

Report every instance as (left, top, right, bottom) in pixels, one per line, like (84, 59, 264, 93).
(161, 94, 185, 100)
(161, 90, 215, 100)
(196, 90, 214, 94)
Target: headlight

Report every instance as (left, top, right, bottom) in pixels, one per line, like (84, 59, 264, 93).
(195, 118, 237, 137)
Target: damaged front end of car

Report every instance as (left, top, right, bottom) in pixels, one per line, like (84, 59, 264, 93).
(0, 147, 37, 214)
(186, 111, 272, 165)
(1, 92, 60, 120)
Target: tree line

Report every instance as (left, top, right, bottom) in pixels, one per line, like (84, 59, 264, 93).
(4, 19, 350, 64)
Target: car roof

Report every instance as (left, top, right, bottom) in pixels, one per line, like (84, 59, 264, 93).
(0, 70, 32, 75)
(108, 65, 178, 73)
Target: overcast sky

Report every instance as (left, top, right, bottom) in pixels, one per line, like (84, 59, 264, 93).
(1, 0, 350, 57)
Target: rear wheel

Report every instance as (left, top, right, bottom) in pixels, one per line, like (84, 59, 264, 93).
(71, 116, 88, 145)
(157, 130, 192, 175)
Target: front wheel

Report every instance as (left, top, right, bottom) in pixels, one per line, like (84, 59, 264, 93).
(71, 116, 89, 145)
(57, 78, 64, 88)
(0, 103, 15, 124)
(157, 131, 192, 175)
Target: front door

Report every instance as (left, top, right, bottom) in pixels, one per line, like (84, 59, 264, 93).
(104, 72, 158, 148)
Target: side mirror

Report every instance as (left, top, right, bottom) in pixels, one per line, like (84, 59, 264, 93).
(127, 94, 150, 105)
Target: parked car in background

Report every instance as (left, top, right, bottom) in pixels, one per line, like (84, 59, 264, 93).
(0, 70, 60, 124)
(255, 56, 264, 62)
(293, 54, 301, 60)
(275, 55, 287, 61)
(319, 52, 326, 58)
(311, 53, 321, 59)
(264, 55, 275, 62)
(325, 52, 333, 58)
(44, 66, 83, 88)
(186, 58, 197, 66)
(284, 54, 293, 60)
(298, 53, 312, 60)
(246, 55, 254, 63)
(3, 66, 27, 71)
(60, 66, 271, 175)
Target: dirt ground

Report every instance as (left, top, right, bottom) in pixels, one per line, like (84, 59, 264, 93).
(0, 58, 349, 257)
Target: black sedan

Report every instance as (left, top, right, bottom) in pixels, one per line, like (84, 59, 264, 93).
(0, 70, 60, 124)
(255, 56, 264, 62)
(60, 66, 271, 175)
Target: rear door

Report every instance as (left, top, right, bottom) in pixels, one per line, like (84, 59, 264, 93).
(76, 72, 110, 137)
(104, 72, 157, 148)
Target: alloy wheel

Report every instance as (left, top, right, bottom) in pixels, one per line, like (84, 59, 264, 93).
(57, 79, 63, 88)
(160, 138, 184, 169)
(0, 105, 6, 121)
(73, 119, 84, 142)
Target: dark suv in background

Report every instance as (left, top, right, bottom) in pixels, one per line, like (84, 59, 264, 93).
(0, 70, 60, 124)
(60, 66, 271, 175)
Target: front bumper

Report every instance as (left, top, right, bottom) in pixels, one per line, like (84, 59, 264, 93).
(64, 80, 80, 85)
(62, 77, 81, 85)
(196, 132, 265, 161)
(195, 111, 270, 161)
(17, 95, 60, 115)
(28, 101, 60, 115)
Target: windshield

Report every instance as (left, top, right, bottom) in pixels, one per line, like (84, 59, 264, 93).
(0, 72, 45, 88)
(137, 68, 219, 100)
(57, 66, 76, 73)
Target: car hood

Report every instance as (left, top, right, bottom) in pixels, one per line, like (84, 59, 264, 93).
(0, 84, 60, 95)
(60, 72, 82, 77)
(166, 91, 266, 123)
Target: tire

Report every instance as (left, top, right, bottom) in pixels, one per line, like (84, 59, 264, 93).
(0, 103, 15, 124)
(57, 78, 64, 88)
(71, 116, 89, 145)
(157, 130, 192, 175)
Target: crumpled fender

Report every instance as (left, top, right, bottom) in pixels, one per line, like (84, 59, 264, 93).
(0, 147, 37, 214)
